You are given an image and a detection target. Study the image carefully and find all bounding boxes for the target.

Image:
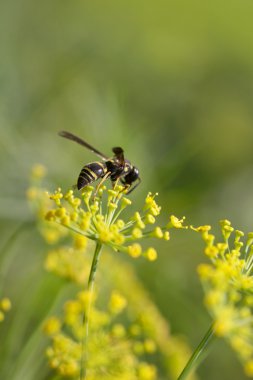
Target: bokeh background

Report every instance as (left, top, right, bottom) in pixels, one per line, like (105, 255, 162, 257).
(1, 1, 253, 379)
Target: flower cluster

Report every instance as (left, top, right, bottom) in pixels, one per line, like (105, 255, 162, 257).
(44, 184, 186, 262)
(44, 241, 90, 285)
(195, 220, 253, 377)
(28, 164, 192, 380)
(0, 297, 11, 322)
(27, 164, 67, 244)
(43, 251, 195, 380)
(43, 288, 158, 380)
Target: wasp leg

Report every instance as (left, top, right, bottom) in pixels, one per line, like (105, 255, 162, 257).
(125, 178, 141, 194)
(93, 172, 111, 199)
(120, 184, 131, 194)
(111, 178, 120, 190)
(112, 179, 130, 194)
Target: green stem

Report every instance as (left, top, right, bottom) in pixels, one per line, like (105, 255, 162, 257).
(80, 242, 102, 380)
(177, 324, 215, 380)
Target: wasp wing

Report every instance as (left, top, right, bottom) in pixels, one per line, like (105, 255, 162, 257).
(112, 147, 125, 165)
(59, 131, 108, 161)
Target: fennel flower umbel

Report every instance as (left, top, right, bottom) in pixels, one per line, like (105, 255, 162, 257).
(45, 184, 185, 261)
(195, 220, 253, 377)
(43, 183, 186, 380)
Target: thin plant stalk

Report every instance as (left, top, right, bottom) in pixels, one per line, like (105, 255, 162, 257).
(177, 324, 215, 380)
(80, 242, 102, 380)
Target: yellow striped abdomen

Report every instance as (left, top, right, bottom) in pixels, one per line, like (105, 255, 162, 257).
(77, 161, 107, 190)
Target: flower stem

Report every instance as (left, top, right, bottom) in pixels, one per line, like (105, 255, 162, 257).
(80, 242, 102, 380)
(177, 324, 215, 380)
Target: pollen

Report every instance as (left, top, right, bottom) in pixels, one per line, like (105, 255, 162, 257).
(108, 201, 117, 211)
(99, 229, 113, 243)
(144, 247, 158, 261)
(116, 219, 125, 229)
(144, 192, 161, 216)
(145, 214, 156, 224)
(128, 243, 142, 258)
(167, 215, 187, 229)
(132, 228, 143, 239)
(133, 212, 145, 229)
(163, 231, 170, 240)
(204, 245, 219, 258)
(107, 189, 118, 198)
(152, 227, 163, 239)
(49, 189, 63, 206)
(79, 212, 92, 231)
(81, 186, 93, 205)
(121, 197, 132, 207)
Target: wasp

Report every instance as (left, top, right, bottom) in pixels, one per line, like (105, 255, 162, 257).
(59, 131, 141, 194)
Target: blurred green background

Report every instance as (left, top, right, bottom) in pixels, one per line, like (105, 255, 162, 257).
(1, 0, 253, 379)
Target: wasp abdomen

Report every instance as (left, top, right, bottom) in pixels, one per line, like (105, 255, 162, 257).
(77, 161, 107, 190)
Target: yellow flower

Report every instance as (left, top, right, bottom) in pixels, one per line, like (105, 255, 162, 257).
(213, 307, 235, 336)
(0, 298, 11, 311)
(144, 339, 156, 354)
(43, 317, 61, 336)
(121, 197, 132, 207)
(73, 235, 87, 250)
(39, 181, 180, 262)
(55, 207, 66, 218)
(152, 227, 163, 239)
(197, 221, 253, 376)
(45, 210, 56, 222)
(138, 362, 157, 380)
(145, 214, 156, 224)
(128, 243, 142, 258)
(0, 297, 11, 322)
(31, 164, 47, 179)
(204, 245, 219, 258)
(245, 360, 253, 376)
(144, 248, 157, 261)
(49, 188, 63, 205)
(108, 291, 127, 314)
(144, 192, 161, 216)
(167, 215, 187, 229)
(133, 212, 146, 229)
(111, 323, 126, 338)
(132, 228, 143, 239)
